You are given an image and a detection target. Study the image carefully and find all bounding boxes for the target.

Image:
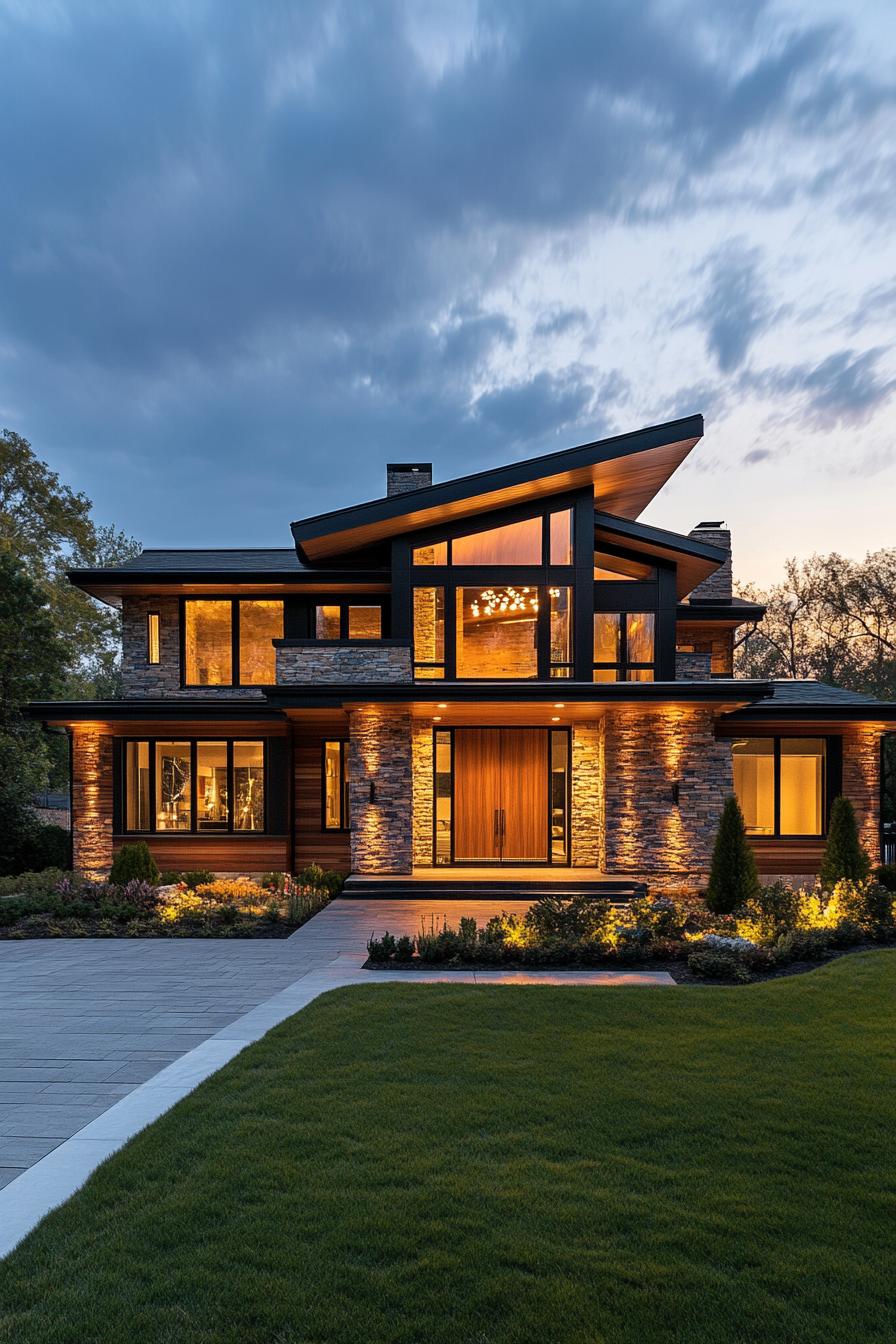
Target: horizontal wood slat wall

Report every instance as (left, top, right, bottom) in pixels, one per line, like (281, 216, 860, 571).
(112, 834, 289, 872)
(749, 840, 824, 875)
(294, 713, 351, 874)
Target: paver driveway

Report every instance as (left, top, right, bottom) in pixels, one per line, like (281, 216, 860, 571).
(0, 898, 536, 1187)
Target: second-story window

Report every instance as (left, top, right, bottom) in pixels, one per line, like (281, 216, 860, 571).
(314, 603, 383, 640)
(183, 599, 284, 687)
(146, 612, 160, 665)
(593, 611, 655, 682)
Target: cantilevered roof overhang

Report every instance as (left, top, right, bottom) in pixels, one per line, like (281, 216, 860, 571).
(290, 415, 703, 563)
(594, 510, 727, 598)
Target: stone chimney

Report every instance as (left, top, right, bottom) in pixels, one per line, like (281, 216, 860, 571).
(687, 520, 732, 601)
(387, 463, 433, 497)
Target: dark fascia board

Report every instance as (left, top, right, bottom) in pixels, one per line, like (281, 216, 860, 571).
(65, 567, 391, 607)
(264, 678, 770, 708)
(27, 700, 286, 722)
(290, 414, 703, 562)
(720, 703, 896, 723)
(676, 599, 767, 623)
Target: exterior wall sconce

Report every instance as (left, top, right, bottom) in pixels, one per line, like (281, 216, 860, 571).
(670, 781, 680, 805)
(368, 779, 377, 804)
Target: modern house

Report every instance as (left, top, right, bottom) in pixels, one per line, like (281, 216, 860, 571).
(30, 415, 896, 893)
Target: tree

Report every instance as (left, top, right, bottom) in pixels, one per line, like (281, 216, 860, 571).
(0, 550, 71, 873)
(0, 430, 140, 788)
(820, 796, 871, 888)
(736, 549, 896, 700)
(706, 795, 761, 913)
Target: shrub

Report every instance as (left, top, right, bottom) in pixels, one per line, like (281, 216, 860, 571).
(737, 881, 801, 942)
(687, 947, 752, 982)
(627, 894, 687, 940)
(706, 795, 760, 914)
(366, 931, 396, 963)
(773, 927, 835, 964)
(0, 868, 68, 899)
(17, 824, 70, 874)
(394, 935, 414, 961)
(183, 869, 215, 888)
(820, 797, 871, 888)
(873, 863, 896, 893)
(295, 864, 344, 897)
(157, 871, 184, 886)
(524, 895, 612, 942)
(110, 842, 160, 886)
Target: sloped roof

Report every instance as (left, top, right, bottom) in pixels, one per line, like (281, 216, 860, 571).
(290, 414, 703, 562)
(113, 548, 304, 572)
(594, 510, 726, 598)
(722, 679, 896, 721)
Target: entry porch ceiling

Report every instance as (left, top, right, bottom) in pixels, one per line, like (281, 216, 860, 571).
(290, 415, 703, 563)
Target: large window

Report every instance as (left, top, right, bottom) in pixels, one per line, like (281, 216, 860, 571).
(733, 737, 827, 837)
(123, 739, 266, 833)
(323, 740, 350, 830)
(453, 586, 572, 680)
(593, 611, 655, 681)
(314, 603, 383, 640)
(412, 508, 574, 568)
(183, 599, 283, 687)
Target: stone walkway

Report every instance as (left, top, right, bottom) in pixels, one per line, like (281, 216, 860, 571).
(0, 899, 674, 1256)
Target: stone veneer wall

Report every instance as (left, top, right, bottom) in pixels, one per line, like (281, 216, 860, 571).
(121, 596, 262, 699)
(411, 722, 435, 866)
(674, 652, 712, 681)
(603, 706, 733, 882)
(276, 642, 412, 685)
(347, 706, 413, 873)
(571, 721, 603, 868)
(71, 726, 113, 878)
(842, 724, 881, 858)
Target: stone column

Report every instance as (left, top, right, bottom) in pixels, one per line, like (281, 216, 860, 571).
(71, 726, 114, 879)
(347, 706, 413, 874)
(571, 720, 604, 868)
(603, 706, 733, 885)
(842, 725, 881, 860)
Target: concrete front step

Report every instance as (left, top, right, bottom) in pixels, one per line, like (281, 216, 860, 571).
(341, 877, 647, 901)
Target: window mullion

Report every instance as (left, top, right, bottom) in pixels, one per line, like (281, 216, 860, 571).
(227, 740, 234, 832)
(149, 738, 156, 834)
(232, 600, 240, 687)
(774, 737, 781, 838)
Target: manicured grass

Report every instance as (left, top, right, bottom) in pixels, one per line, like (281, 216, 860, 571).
(1, 955, 894, 1343)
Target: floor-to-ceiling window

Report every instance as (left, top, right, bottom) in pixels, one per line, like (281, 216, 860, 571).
(732, 737, 827, 836)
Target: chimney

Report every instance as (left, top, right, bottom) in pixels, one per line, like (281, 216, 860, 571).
(387, 462, 432, 497)
(688, 520, 732, 601)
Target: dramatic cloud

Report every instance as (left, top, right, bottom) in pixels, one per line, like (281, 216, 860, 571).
(691, 240, 774, 373)
(0, 0, 893, 553)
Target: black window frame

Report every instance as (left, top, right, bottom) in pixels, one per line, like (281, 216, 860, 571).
(592, 610, 657, 682)
(312, 600, 387, 642)
(732, 735, 835, 840)
(322, 739, 350, 832)
(180, 597, 285, 688)
(121, 737, 268, 835)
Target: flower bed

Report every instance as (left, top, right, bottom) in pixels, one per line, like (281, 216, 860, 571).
(0, 865, 342, 938)
(365, 880, 896, 982)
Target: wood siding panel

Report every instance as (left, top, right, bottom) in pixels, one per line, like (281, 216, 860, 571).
(113, 834, 288, 872)
(294, 714, 351, 874)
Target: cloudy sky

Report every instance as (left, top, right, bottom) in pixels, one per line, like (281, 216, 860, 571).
(2, 0, 894, 585)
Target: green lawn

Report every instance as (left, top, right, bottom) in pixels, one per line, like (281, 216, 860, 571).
(1, 955, 894, 1344)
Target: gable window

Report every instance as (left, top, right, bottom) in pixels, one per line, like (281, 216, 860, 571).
(593, 611, 655, 682)
(314, 603, 384, 640)
(147, 612, 161, 665)
(452, 516, 543, 566)
(183, 599, 284, 687)
(411, 508, 574, 568)
(733, 737, 827, 837)
(123, 739, 266, 833)
(323, 740, 350, 830)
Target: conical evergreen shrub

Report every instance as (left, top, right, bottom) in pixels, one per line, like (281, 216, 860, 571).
(820, 795, 870, 888)
(110, 841, 160, 886)
(706, 794, 760, 914)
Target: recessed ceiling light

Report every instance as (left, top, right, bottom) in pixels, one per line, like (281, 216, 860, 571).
(554, 703, 565, 709)
(433, 716, 442, 722)
(551, 716, 560, 722)
(437, 702, 447, 709)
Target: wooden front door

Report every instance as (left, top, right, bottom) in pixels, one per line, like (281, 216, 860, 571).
(453, 728, 548, 863)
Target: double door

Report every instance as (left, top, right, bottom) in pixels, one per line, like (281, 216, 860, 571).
(453, 728, 549, 863)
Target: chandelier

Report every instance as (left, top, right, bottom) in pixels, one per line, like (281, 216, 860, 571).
(469, 585, 560, 619)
